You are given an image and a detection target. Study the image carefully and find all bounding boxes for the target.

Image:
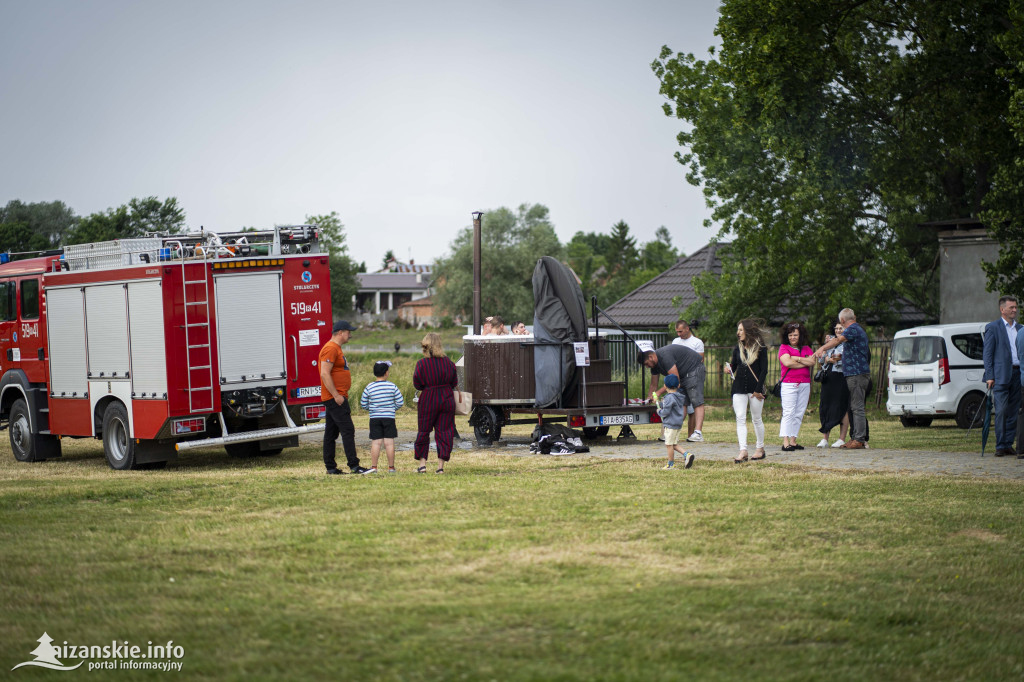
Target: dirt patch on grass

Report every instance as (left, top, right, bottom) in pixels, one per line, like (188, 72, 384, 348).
(453, 541, 705, 575)
(950, 528, 1005, 543)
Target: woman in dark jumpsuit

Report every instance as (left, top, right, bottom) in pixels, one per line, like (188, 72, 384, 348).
(413, 332, 459, 473)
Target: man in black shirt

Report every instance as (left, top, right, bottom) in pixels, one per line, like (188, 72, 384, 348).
(639, 344, 706, 442)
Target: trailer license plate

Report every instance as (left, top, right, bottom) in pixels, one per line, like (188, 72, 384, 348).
(296, 386, 321, 399)
(600, 414, 635, 425)
(894, 384, 913, 393)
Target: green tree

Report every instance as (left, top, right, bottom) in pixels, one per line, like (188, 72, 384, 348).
(382, 249, 396, 270)
(305, 212, 359, 316)
(606, 221, 638, 273)
(0, 200, 78, 253)
(434, 203, 563, 323)
(625, 230, 680, 294)
(653, 0, 1016, 341)
(982, 0, 1024, 296)
(68, 197, 185, 244)
(566, 231, 609, 302)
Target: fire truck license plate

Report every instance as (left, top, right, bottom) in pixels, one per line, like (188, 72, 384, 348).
(296, 386, 321, 399)
(599, 414, 634, 425)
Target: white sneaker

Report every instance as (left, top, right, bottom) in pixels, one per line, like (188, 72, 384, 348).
(686, 430, 704, 443)
(816, 438, 829, 448)
(831, 439, 845, 448)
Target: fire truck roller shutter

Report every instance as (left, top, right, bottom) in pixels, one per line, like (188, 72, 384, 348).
(45, 287, 88, 398)
(127, 280, 167, 398)
(214, 272, 286, 387)
(86, 285, 130, 379)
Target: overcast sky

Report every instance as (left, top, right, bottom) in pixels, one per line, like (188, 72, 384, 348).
(0, 0, 722, 270)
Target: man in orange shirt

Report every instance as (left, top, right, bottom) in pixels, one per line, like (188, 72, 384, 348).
(320, 320, 370, 475)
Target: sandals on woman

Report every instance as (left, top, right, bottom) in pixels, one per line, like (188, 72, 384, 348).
(750, 448, 766, 461)
(435, 468, 445, 474)
(416, 464, 427, 474)
(734, 451, 749, 464)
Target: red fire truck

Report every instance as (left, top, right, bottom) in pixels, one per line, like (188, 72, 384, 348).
(0, 227, 333, 469)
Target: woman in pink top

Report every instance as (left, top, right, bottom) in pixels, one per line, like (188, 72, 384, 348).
(778, 321, 817, 451)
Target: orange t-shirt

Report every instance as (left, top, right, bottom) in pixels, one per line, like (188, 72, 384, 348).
(319, 341, 352, 400)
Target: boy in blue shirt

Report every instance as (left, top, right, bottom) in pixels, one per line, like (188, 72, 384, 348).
(359, 361, 405, 473)
(656, 374, 695, 469)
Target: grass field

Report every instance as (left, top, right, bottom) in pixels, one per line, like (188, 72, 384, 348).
(1, 346, 1017, 679)
(2, 422, 1022, 680)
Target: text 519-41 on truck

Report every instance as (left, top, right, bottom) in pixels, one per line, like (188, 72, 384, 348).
(0, 227, 333, 470)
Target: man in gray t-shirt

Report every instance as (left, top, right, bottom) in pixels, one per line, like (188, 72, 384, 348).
(639, 344, 707, 442)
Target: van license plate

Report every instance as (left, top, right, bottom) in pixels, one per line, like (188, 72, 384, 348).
(600, 414, 635, 425)
(894, 384, 913, 393)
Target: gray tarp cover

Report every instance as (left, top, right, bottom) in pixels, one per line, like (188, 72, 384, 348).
(532, 256, 588, 407)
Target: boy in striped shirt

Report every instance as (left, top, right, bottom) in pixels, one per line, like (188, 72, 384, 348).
(360, 361, 405, 473)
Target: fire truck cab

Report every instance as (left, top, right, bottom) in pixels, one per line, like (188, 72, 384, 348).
(0, 227, 332, 469)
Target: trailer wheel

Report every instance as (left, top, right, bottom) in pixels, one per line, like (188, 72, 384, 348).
(582, 426, 610, 440)
(102, 402, 137, 470)
(9, 399, 60, 462)
(472, 406, 502, 446)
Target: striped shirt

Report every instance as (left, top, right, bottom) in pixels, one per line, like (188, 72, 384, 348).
(359, 380, 405, 419)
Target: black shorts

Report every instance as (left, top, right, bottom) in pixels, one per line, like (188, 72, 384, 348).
(369, 418, 398, 440)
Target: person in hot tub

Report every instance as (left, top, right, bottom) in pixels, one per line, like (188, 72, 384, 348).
(488, 316, 508, 335)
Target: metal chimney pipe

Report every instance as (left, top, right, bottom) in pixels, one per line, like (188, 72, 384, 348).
(472, 211, 484, 334)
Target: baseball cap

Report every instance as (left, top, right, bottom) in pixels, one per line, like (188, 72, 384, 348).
(664, 374, 680, 389)
(373, 360, 392, 377)
(332, 320, 357, 333)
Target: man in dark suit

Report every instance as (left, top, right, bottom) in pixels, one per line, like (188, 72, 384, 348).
(983, 296, 1021, 456)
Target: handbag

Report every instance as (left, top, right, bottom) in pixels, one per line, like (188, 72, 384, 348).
(453, 390, 472, 416)
(771, 368, 790, 399)
(814, 362, 832, 384)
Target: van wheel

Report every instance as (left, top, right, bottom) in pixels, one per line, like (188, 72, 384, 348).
(956, 391, 986, 429)
(899, 416, 933, 428)
(582, 426, 610, 439)
(9, 399, 60, 462)
(102, 402, 137, 470)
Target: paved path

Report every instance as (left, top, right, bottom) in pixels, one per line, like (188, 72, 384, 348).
(322, 431, 1024, 480)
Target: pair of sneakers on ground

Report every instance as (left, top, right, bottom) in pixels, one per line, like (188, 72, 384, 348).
(814, 438, 869, 449)
(659, 430, 704, 443)
(326, 466, 374, 475)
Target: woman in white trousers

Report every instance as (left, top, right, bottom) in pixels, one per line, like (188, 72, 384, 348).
(777, 322, 817, 451)
(725, 319, 769, 463)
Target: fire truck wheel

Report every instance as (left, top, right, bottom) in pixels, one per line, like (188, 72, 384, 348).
(102, 402, 137, 470)
(9, 399, 60, 462)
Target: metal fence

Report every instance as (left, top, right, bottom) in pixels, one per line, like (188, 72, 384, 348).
(604, 334, 893, 405)
(601, 330, 671, 375)
(699, 340, 892, 403)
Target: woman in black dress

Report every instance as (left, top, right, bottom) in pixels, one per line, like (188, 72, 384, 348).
(817, 321, 850, 448)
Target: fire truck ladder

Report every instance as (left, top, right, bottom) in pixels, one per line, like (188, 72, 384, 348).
(177, 253, 216, 413)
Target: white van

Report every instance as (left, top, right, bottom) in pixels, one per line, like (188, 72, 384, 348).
(886, 322, 986, 428)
